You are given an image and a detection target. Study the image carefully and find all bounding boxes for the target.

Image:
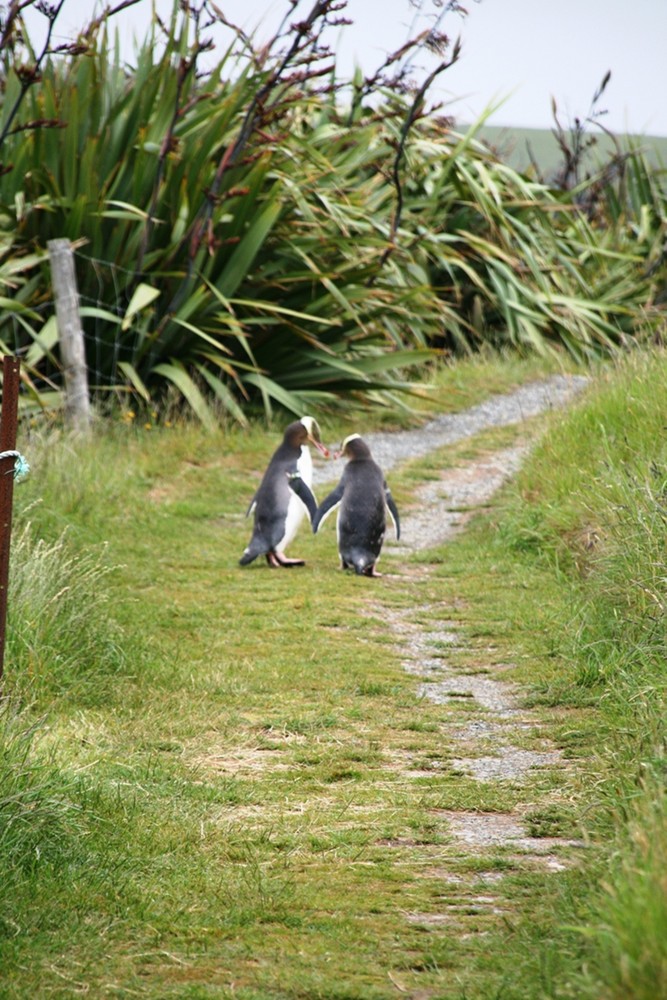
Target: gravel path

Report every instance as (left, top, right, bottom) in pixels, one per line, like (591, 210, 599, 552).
(314, 372, 588, 552)
(314, 373, 589, 487)
(355, 372, 590, 875)
(391, 444, 530, 553)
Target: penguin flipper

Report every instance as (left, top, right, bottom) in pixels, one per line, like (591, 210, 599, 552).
(313, 483, 344, 534)
(245, 493, 258, 518)
(286, 473, 318, 524)
(385, 487, 400, 540)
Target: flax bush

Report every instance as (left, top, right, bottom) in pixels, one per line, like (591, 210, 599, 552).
(0, 0, 664, 425)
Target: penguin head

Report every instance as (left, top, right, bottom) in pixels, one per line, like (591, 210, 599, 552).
(285, 416, 329, 457)
(336, 434, 372, 461)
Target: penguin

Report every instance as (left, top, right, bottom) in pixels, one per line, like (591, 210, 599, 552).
(308, 433, 400, 577)
(239, 416, 329, 567)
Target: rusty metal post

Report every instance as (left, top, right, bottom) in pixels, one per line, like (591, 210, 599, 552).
(0, 356, 21, 681)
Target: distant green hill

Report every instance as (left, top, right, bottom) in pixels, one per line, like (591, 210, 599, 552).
(471, 125, 667, 179)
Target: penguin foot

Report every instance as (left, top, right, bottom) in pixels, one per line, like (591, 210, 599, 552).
(266, 552, 306, 568)
(343, 559, 382, 577)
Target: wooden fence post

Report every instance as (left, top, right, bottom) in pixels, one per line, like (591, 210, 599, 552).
(0, 356, 21, 682)
(47, 238, 92, 434)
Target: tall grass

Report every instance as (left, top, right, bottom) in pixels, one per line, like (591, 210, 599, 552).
(585, 785, 667, 1000)
(572, 449, 667, 999)
(498, 350, 667, 998)
(1, 495, 131, 948)
(6, 514, 126, 706)
(0, 704, 84, 879)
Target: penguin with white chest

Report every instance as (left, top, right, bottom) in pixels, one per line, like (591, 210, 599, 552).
(239, 416, 328, 567)
(307, 434, 400, 577)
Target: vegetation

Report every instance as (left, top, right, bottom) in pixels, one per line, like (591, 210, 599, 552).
(1, 0, 666, 995)
(0, 351, 664, 996)
(491, 350, 667, 998)
(0, 0, 664, 424)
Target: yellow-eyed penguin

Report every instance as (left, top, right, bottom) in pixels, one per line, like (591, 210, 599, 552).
(307, 433, 400, 577)
(239, 416, 328, 567)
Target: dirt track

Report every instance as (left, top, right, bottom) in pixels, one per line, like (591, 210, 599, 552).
(315, 373, 588, 552)
(354, 373, 589, 864)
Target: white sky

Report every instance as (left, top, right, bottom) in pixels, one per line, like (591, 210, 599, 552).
(24, 0, 667, 136)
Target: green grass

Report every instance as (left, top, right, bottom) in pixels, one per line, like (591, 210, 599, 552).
(1, 351, 665, 997)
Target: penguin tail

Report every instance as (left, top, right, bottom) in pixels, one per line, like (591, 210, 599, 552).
(348, 551, 375, 576)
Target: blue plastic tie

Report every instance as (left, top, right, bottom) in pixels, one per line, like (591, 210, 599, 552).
(0, 450, 30, 482)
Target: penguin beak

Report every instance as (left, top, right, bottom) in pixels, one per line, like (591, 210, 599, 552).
(311, 436, 330, 458)
(300, 416, 330, 458)
(308, 421, 330, 458)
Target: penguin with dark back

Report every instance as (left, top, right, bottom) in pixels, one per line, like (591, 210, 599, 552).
(239, 416, 329, 567)
(299, 433, 400, 577)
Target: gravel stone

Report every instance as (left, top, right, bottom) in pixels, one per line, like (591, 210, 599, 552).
(438, 810, 585, 853)
(451, 748, 564, 783)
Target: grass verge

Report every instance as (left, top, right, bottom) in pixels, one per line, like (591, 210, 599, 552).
(1, 351, 664, 998)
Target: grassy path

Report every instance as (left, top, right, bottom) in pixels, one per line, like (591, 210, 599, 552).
(4, 363, 613, 997)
